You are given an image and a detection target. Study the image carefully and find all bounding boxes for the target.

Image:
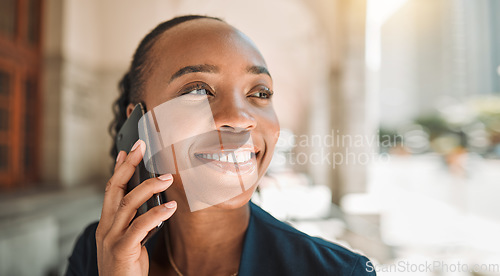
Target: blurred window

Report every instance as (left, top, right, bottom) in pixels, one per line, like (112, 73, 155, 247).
(0, 0, 43, 189)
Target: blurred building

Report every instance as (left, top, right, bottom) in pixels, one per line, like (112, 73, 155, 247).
(375, 0, 500, 128)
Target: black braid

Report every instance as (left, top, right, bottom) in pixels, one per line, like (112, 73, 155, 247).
(109, 15, 223, 161)
(109, 72, 133, 161)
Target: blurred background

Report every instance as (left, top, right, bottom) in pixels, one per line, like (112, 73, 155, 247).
(1, 0, 499, 275)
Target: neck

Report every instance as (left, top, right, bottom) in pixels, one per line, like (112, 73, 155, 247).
(164, 195, 250, 275)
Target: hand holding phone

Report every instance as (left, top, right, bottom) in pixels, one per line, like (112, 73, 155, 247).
(115, 103, 165, 244)
(94, 104, 177, 276)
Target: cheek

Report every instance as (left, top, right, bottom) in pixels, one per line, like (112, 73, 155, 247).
(255, 110, 280, 171)
(150, 97, 216, 145)
(262, 110, 280, 147)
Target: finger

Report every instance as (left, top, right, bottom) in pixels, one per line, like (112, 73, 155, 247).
(100, 139, 145, 226)
(110, 139, 146, 187)
(112, 174, 173, 229)
(124, 201, 177, 247)
(113, 150, 126, 172)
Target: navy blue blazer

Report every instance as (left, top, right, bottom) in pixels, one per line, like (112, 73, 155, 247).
(66, 201, 376, 275)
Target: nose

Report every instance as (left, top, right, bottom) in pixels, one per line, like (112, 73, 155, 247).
(211, 94, 257, 132)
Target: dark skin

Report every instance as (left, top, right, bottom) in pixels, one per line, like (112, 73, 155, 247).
(96, 19, 279, 276)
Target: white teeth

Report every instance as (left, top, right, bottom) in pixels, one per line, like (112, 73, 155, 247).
(236, 154, 244, 163)
(198, 151, 253, 163)
(220, 154, 228, 162)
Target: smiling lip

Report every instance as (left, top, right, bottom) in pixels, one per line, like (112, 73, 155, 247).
(193, 145, 258, 175)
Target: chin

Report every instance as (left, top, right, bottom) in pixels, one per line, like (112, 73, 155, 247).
(212, 182, 258, 210)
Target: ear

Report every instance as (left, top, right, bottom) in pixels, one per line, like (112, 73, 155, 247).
(126, 103, 135, 118)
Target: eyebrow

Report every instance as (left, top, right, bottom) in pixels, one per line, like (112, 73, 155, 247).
(168, 64, 272, 83)
(247, 65, 271, 78)
(169, 64, 218, 83)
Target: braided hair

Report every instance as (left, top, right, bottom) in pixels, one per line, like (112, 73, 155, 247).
(109, 15, 223, 161)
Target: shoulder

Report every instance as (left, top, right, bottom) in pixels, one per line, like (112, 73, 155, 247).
(65, 222, 99, 276)
(241, 202, 376, 276)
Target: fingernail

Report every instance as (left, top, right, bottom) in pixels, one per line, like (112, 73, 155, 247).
(115, 151, 123, 162)
(165, 201, 177, 209)
(158, 174, 173, 181)
(131, 139, 142, 152)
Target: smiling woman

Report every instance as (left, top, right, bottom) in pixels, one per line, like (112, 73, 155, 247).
(65, 15, 375, 276)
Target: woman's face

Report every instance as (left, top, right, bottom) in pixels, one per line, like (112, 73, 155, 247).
(135, 19, 279, 210)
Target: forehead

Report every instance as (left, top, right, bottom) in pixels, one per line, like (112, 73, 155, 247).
(148, 19, 267, 72)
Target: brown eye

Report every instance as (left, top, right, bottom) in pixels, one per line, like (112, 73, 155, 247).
(180, 82, 214, 97)
(251, 92, 271, 99)
(186, 88, 208, 95)
(249, 86, 273, 99)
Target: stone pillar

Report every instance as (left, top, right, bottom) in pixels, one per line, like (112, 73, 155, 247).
(41, 0, 64, 186)
(307, 0, 368, 203)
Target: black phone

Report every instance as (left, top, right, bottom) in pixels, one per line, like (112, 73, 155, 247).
(116, 103, 164, 246)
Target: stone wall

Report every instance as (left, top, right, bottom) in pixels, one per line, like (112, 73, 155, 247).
(0, 185, 103, 275)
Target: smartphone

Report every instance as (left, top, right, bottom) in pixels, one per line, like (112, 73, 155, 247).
(116, 103, 164, 246)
